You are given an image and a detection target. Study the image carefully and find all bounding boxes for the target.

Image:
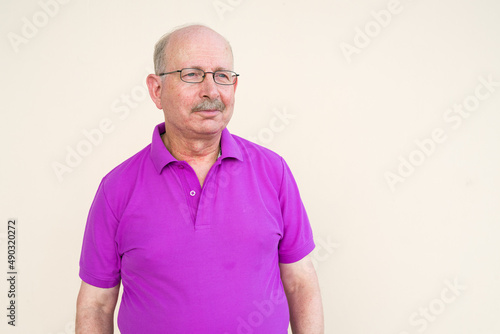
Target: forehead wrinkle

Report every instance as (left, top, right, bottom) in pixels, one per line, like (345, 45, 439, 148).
(171, 53, 233, 72)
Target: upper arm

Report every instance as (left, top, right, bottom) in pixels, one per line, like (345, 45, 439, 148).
(79, 180, 121, 288)
(279, 255, 319, 293)
(77, 280, 120, 314)
(277, 158, 315, 264)
(280, 256, 324, 333)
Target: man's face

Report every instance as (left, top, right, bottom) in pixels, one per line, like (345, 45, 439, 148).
(157, 28, 237, 140)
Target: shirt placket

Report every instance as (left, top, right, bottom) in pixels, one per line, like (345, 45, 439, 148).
(177, 162, 202, 226)
(194, 161, 222, 230)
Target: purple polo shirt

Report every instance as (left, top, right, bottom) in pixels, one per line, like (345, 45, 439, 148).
(79, 123, 315, 333)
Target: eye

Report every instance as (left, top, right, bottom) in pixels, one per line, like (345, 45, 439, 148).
(181, 69, 203, 80)
(215, 71, 233, 83)
(216, 72, 230, 79)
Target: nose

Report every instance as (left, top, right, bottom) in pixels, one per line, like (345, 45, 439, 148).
(199, 73, 220, 100)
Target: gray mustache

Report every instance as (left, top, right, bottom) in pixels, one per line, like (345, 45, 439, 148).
(192, 99, 226, 112)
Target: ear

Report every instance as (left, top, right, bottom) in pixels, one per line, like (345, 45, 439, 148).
(232, 76, 238, 92)
(146, 74, 163, 110)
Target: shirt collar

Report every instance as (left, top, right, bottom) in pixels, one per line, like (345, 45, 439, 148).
(150, 123, 243, 174)
(219, 126, 243, 163)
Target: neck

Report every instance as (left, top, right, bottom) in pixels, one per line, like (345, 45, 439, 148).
(161, 130, 221, 165)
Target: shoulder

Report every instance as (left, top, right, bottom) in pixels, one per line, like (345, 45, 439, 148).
(99, 144, 152, 197)
(231, 134, 285, 166)
(228, 134, 287, 184)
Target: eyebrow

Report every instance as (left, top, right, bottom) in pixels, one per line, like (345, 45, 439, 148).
(189, 65, 231, 71)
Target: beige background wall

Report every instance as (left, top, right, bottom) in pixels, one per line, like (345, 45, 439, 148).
(1, 0, 500, 333)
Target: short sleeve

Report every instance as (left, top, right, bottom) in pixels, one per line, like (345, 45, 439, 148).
(79, 179, 121, 288)
(277, 158, 315, 263)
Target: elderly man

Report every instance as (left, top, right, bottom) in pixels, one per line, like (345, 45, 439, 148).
(76, 24, 323, 333)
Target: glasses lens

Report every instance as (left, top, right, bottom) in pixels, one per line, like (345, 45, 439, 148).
(214, 71, 237, 85)
(180, 69, 204, 83)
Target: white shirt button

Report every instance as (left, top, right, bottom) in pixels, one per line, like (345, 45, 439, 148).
(189, 190, 196, 196)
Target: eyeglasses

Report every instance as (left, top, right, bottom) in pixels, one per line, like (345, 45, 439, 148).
(159, 68, 239, 85)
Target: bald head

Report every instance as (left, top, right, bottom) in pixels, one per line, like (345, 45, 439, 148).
(153, 25, 234, 75)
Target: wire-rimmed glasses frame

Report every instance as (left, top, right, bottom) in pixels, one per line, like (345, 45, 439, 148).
(158, 68, 239, 85)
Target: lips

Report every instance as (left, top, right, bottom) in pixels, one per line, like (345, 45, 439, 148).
(194, 109, 221, 117)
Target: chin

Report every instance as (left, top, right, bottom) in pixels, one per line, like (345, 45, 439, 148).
(195, 121, 228, 135)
